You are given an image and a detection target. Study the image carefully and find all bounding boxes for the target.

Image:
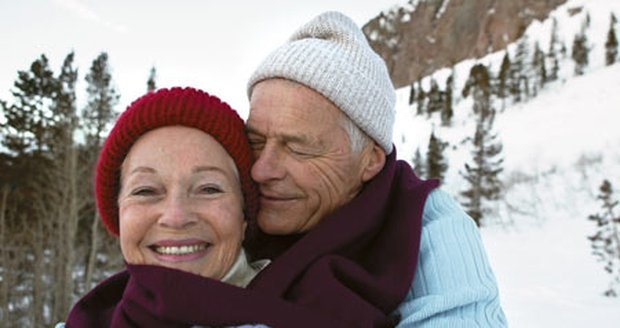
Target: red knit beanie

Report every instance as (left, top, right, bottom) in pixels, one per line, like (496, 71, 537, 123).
(95, 87, 258, 236)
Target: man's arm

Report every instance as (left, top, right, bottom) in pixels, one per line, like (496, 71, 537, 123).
(394, 189, 508, 327)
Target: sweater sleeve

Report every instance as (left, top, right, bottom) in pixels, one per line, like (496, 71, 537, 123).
(393, 189, 508, 327)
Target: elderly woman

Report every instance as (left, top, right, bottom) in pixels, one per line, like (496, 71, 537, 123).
(62, 87, 268, 327)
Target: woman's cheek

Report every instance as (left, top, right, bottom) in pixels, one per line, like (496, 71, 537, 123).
(119, 205, 149, 265)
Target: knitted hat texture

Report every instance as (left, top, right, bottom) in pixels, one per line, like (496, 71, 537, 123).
(95, 87, 258, 236)
(247, 11, 396, 154)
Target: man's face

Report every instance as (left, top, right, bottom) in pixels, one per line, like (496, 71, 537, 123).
(247, 79, 378, 235)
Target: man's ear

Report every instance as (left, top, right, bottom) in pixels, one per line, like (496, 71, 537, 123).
(361, 143, 386, 182)
(241, 220, 248, 241)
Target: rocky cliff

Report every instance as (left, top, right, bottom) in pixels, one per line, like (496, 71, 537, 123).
(363, 0, 567, 88)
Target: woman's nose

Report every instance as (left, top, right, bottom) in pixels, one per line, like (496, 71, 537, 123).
(157, 195, 197, 229)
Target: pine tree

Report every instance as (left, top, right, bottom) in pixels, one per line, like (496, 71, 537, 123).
(147, 66, 157, 92)
(548, 18, 560, 81)
(0, 54, 60, 236)
(0, 55, 56, 324)
(426, 130, 448, 182)
(441, 73, 454, 126)
(461, 65, 503, 226)
(560, 41, 568, 59)
(80, 52, 122, 308)
(49, 51, 82, 323)
(572, 32, 589, 75)
(462, 64, 493, 120)
(460, 113, 504, 226)
(408, 82, 416, 106)
(426, 78, 443, 117)
(50, 52, 79, 153)
(0, 54, 64, 227)
(572, 15, 591, 76)
(512, 25, 530, 102)
(416, 79, 426, 116)
(1, 54, 59, 155)
(497, 52, 511, 109)
(605, 13, 618, 66)
(82, 52, 119, 146)
(588, 180, 620, 297)
(412, 147, 426, 178)
(532, 42, 547, 96)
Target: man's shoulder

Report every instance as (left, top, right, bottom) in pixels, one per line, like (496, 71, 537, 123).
(421, 189, 472, 226)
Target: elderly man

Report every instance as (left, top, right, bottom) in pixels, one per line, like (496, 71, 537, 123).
(245, 11, 508, 327)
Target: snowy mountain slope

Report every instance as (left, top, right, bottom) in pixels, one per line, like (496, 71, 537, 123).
(484, 65, 620, 325)
(391, 0, 620, 326)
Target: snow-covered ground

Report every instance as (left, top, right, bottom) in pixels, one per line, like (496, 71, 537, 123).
(484, 64, 620, 326)
(484, 64, 620, 328)
(392, 0, 620, 326)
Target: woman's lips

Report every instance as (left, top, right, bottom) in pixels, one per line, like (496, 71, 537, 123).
(149, 239, 211, 262)
(153, 243, 208, 255)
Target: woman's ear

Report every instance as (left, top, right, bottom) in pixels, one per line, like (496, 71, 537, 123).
(361, 143, 386, 183)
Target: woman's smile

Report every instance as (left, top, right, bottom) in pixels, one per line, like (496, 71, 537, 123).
(149, 239, 212, 262)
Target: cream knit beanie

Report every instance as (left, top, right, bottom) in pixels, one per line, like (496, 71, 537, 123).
(247, 11, 396, 154)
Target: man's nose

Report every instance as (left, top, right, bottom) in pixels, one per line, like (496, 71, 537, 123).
(251, 143, 286, 183)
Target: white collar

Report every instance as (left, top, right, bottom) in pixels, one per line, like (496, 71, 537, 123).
(220, 249, 270, 288)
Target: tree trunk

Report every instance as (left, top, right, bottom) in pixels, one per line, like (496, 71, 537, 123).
(84, 213, 100, 290)
(31, 219, 46, 327)
(0, 185, 9, 323)
(57, 144, 81, 321)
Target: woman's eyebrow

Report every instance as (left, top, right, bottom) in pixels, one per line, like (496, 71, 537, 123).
(192, 166, 227, 175)
(128, 166, 157, 176)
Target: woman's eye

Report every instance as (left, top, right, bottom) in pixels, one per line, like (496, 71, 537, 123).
(199, 184, 223, 194)
(131, 187, 156, 196)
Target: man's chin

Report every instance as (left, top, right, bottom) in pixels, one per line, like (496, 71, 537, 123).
(257, 212, 299, 235)
(258, 220, 292, 235)
(257, 212, 322, 236)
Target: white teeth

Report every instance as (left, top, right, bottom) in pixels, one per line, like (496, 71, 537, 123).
(154, 244, 206, 255)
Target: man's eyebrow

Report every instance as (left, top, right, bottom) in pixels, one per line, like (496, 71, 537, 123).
(254, 131, 311, 144)
(245, 125, 261, 135)
(281, 133, 309, 143)
(246, 125, 320, 147)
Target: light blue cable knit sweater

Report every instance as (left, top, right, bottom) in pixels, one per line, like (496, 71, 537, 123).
(394, 189, 508, 327)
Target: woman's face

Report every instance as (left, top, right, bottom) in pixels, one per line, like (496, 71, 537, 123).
(118, 126, 246, 280)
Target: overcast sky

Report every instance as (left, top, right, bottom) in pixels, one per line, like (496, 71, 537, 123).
(1, 0, 401, 118)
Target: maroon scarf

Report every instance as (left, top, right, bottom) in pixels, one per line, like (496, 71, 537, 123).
(66, 151, 438, 327)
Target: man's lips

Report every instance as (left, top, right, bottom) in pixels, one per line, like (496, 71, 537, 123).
(259, 190, 301, 202)
(260, 195, 300, 208)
